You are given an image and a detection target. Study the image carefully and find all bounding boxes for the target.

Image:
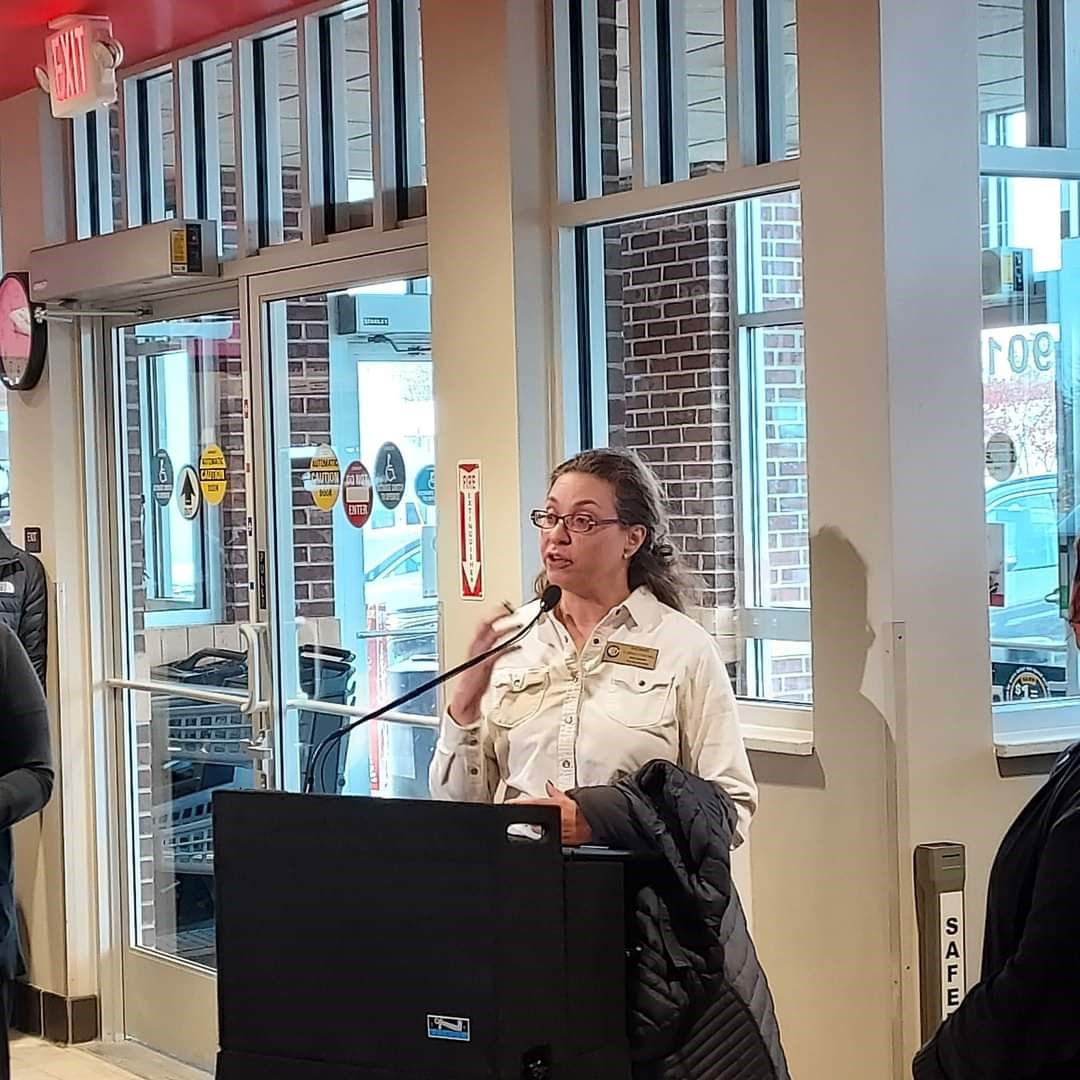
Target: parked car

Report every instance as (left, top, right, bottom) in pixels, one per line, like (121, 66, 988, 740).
(986, 473, 1073, 700)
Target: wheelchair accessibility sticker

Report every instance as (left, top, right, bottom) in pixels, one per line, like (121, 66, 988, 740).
(427, 1015, 471, 1042)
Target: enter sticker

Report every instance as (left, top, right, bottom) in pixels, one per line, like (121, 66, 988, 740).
(602, 642, 658, 671)
(343, 461, 373, 528)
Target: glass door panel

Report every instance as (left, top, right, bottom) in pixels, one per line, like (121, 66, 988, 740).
(109, 303, 265, 1065)
(265, 276, 439, 796)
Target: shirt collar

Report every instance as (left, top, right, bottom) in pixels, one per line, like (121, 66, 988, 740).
(619, 585, 664, 630)
(539, 585, 665, 638)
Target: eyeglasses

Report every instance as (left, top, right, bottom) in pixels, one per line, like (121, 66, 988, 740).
(530, 509, 621, 534)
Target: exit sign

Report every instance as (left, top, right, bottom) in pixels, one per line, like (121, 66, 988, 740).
(38, 16, 122, 120)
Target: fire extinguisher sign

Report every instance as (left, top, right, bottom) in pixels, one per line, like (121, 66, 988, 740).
(458, 461, 484, 600)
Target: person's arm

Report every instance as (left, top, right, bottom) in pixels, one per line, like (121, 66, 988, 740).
(677, 637, 757, 846)
(913, 806, 1080, 1080)
(428, 707, 499, 803)
(19, 559, 47, 686)
(0, 627, 53, 829)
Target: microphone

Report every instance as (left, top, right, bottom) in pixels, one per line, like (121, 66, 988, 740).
(302, 585, 562, 794)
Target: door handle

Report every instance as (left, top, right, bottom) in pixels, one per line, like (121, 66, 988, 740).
(239, 622, 270, 715)
(244, 730, 274, 760)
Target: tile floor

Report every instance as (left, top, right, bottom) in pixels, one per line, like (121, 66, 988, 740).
(11, 1038, 207, 1080)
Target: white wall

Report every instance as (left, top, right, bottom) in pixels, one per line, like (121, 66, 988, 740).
(0, 4, 1059, 1077)
(0, 89, 99, 1001)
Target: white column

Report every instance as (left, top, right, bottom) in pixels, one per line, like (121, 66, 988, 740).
(754, 1, 1041, 1075)
(0, 89, 98, 1004)
(422, 0, 555, 661)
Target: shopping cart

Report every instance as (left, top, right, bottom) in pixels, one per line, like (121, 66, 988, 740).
(146, 643, 356, 962)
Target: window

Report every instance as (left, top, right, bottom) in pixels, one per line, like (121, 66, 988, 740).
(977, 0, 1075, 149)
(71, 5, 428, 249)
(557, 0, 797, 200)
(253, 28, 303, 246)
(127, 70, 178, 224)
(981, 174, 1080, 713)
(316, 5, 374, 232)
(187, 49, 238, 258)
(119, 313, 243, 632)
(575, 189, 808, 705)
(680, 1, 727, 175)
(381, 0, 426, 219)
(139, 350, 210, 614)
(778, 0, 799, 158)
(72, 103, 124, 238)
(978, 1, 1026, 146)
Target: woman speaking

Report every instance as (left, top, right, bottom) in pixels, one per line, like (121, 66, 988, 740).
(429, 447, 756, 846)
(430, 448, 788, 1080)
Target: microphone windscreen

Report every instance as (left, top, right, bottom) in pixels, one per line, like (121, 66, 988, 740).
(540, 584, 562, 613)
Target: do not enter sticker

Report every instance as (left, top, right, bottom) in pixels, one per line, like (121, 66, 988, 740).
(199, 444, 228, 505)
(343, 461, 373, 528)
(308, 446, 341, 512)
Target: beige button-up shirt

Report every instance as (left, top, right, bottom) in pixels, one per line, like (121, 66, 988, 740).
(429, 587, 757, 844)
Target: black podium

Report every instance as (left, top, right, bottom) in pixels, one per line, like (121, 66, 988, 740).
(212, 791, 631, 1079)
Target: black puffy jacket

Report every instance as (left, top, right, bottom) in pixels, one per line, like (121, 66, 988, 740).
(913, 742, 1080, 1080)
(574, 761, 789, 1080)
(0, 531, 46, 686)
(0, 623, 53, 978)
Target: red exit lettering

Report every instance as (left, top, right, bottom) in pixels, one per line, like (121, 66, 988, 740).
(49, 25, 88, 104)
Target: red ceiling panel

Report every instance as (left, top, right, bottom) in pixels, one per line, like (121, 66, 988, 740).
(0, 0, 313, 102)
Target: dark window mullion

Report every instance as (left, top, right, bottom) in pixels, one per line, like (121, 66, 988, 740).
(752, 0, 772, 164)
(1035, 0, 1054, 146)
(136, 79, 152, 224)
(319, 16, 339, 234)
(568, 0, 588, 201)
(253, 41, 270, 250)
(389, 0, 411, 221)
(656, 0, 675, 184)
(85, 113, 101, 236)
(193, 60, 209, 219)
(575, 228, 594, 448)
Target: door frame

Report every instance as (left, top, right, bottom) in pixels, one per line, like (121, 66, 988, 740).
(246, 244, 429, 793)
(89, 279, 257, 1068)
(87, 245, 430, 1064)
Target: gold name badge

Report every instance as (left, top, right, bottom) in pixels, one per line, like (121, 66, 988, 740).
(602, 642, 658, 671)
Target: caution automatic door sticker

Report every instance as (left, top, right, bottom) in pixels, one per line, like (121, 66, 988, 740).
(199, 444, 228, 506)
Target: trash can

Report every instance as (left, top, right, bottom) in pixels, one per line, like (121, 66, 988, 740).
(297, 644, 357, 795)
(385, 653, 438, 799)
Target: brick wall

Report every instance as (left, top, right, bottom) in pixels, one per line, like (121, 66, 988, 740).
(286, 294, 337, 619)
(606, 206, 737, 616)
(600, 184, 810, 700)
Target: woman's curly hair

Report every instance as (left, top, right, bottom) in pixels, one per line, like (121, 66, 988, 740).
(534, 447, 699, 613)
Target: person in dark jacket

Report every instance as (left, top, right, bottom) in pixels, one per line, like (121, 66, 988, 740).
(913, 740, 1080, 1079)
(0, 622, 53, 1073)
(0, 531, 47, 686)
(574, 761, 789, 1080)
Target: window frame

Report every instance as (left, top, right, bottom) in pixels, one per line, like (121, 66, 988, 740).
(554, 0, 799, 205)
(138, 350, 216, 623)
(125, 329, 225, 630)
(72, 105, 121, 239)
(179, 47, 238, 259)
(125, 67, 180, 228)
(976, 5, 1080, 753)
(561, 185, 812, 744)
(69, 1, 428, 259)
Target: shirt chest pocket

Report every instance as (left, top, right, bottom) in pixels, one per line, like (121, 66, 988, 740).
(489, 668, 550, 730)
(606, 672, 676, 729)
